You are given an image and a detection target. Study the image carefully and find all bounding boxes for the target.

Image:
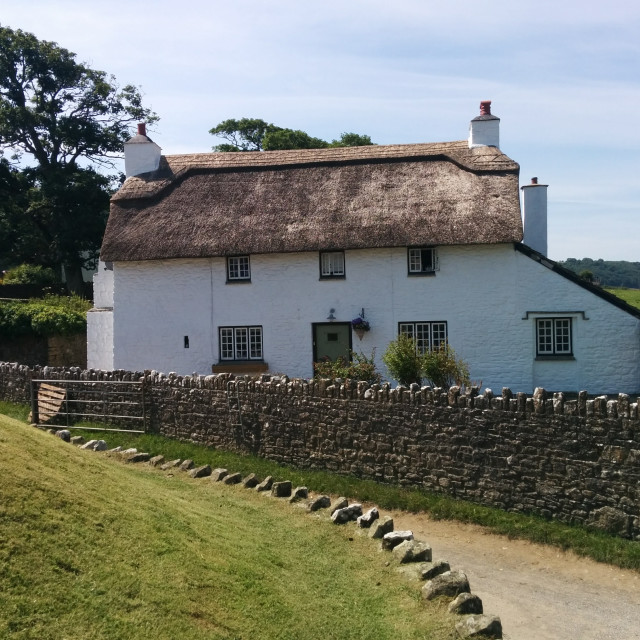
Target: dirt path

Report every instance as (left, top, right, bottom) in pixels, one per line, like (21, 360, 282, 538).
(389, 511, 639, 640)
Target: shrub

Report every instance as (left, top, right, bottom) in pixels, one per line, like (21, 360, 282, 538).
(313, 350, 381, 384)
(0, 295, 90, 337)
(422, 343, 470, 388)
(382, 334, 423, 386)
(2, 264, 58, 286)
(383, 336, 471, 388)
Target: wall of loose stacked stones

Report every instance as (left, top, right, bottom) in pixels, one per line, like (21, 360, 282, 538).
(1, 362, 638, 538)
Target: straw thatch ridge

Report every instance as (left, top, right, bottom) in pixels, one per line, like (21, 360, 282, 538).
(101, 140, 522, 262)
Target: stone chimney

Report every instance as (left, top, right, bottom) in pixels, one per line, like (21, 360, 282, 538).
(124, 123, 161, 178)
(468, 100, 500, 148)
(521, 177, 548, 256)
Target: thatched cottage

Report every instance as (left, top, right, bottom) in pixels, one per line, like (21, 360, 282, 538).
(88, 102, 640, 394)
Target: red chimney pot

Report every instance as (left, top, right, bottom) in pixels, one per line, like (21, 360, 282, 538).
(137, 123, 146, 136)
(479, 100, 492, 116)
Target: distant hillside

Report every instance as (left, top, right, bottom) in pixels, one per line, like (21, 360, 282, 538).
(559, 258, 640, 288)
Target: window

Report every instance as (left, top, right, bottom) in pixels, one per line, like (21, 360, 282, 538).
(408, 247, 437, 275)
(320, 251, 345, 278)
(399, 321, 447, 354)
(536, 318, 572, 356)
(227, 255, 251, 282)
(219, 326, 263, 361)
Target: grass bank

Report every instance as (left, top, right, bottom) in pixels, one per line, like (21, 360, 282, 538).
(604, 286, 640, 310)
(0, 413, 456, 640)
(2, 401, 639, 573)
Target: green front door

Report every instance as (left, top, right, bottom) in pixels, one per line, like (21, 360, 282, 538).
(312, 323, 352, 365)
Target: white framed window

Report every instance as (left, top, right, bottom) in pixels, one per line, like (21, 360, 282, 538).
(408, 247, 438, 275)
(320, 251, 345, 278)
(399, 321, 447, 354)
(536, 318, 572, 356)
(219, 326, 263, 361)
(227, 255, 251, 282)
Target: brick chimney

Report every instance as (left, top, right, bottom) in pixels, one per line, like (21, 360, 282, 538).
(468, 100, 500, 148)
(521, 177, 548, 256)
(124, 123, 161, 178)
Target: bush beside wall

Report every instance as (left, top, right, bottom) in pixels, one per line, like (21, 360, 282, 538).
(1, 362, 638, 539)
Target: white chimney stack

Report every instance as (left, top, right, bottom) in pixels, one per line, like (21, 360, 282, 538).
(124, 123, 161, 178)
(521, 177, 548, 256)
(468, 100, 500, 148)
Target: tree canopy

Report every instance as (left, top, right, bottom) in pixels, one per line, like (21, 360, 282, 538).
(209, 117, 373, 152)
(0, 25, 157, 290)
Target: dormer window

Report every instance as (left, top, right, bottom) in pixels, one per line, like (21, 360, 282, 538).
(227, 255, 251, 282)
(320, 251, 345, 279)
(408, 247, 438, 275)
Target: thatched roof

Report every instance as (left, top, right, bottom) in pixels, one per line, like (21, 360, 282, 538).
(101, 140, 522, 262)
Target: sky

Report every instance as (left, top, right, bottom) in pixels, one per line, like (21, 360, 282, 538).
(2, 0, 639, 261)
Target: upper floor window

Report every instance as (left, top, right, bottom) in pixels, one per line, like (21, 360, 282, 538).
(408, 246, 438, 275)
(399, 321, 447, 354)
(320, 251, 345, 279)
(219, 326, 263, 361)
(227, 255, 250, 282)
(536, 318, 572, 356)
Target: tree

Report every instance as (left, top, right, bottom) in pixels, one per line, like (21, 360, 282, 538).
(0, 25, 157, 290)
(210, 117, 374, 152)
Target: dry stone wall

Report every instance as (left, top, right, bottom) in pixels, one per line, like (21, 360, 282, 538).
(1, 361, 638, 539)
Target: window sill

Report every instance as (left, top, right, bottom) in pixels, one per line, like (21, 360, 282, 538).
(225, 279, 251, 284)
(408, 272, 436, 277)
(319, 275, 346, 280)
(535, 355, 575, 361)
(212, 362, 268, 374)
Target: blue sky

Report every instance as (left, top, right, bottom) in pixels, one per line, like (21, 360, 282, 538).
(3, 0, 639, 261)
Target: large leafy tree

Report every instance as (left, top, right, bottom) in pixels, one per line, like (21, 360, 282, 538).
(210, 117, 373, 152)
(0, 25, 157, 291)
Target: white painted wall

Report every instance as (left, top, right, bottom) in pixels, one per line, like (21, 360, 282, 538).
(95, 245, 640, 394)
(468, 117, 500, 148)
(87, 309, 114, 370)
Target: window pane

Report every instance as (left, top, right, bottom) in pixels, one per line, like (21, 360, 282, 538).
(408, 247, 435, 273)
(554, 319, 571, 354)
(399, 323, 414, 339)
(415, 323, 430, 354)
(249, 327, 262, 359)
(537, 319, 554, 354)
(220, 328, 234, 360)
(408, 248, 422, 272)
(420, 249, 434, 272)
(431, 323, 447, 349)
(234, 328, 248, 359)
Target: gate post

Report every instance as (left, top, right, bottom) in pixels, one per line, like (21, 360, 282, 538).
(30, 380, 39, 425)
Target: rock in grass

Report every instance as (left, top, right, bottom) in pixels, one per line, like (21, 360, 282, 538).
(289, 486, 308, 503)
(223, 472, 242, 485)
(357, 507, 379, 528)
(179, 459, 194, 471)
(149, 455, 165, 467)
(70, 435, 85, 445)
(392, 540, 432, 563)
(329, 497, 348, 515)
(210, 468, 228, 482)
(242, 473, 259, 488)
(160, 459, 181, 470)
(307, 495, 331, 512)
(369, 516, 394, 539)
(255, 476, 273, 492)
(331, 504, 363, 524)
(420, 560, 451, 581)
(455, 614, 502, 638)
(125, 452, 151, 463)
(382, 530, 413, 550)
(189, 465, 212, 479)
(55, 430, 71, 442)
(271, 481, 292, 497)
(449, 593, 483, 615)
(422, 571, 470, 601)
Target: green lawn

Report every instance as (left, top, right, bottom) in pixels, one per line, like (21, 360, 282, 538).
(604, 287, 640, 309)
(0, 414, 456, 640)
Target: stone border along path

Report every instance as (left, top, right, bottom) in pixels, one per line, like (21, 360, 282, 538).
(46, 428, 504, 639)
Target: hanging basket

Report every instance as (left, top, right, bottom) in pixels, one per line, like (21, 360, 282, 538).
(354, 327, 367, 341)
